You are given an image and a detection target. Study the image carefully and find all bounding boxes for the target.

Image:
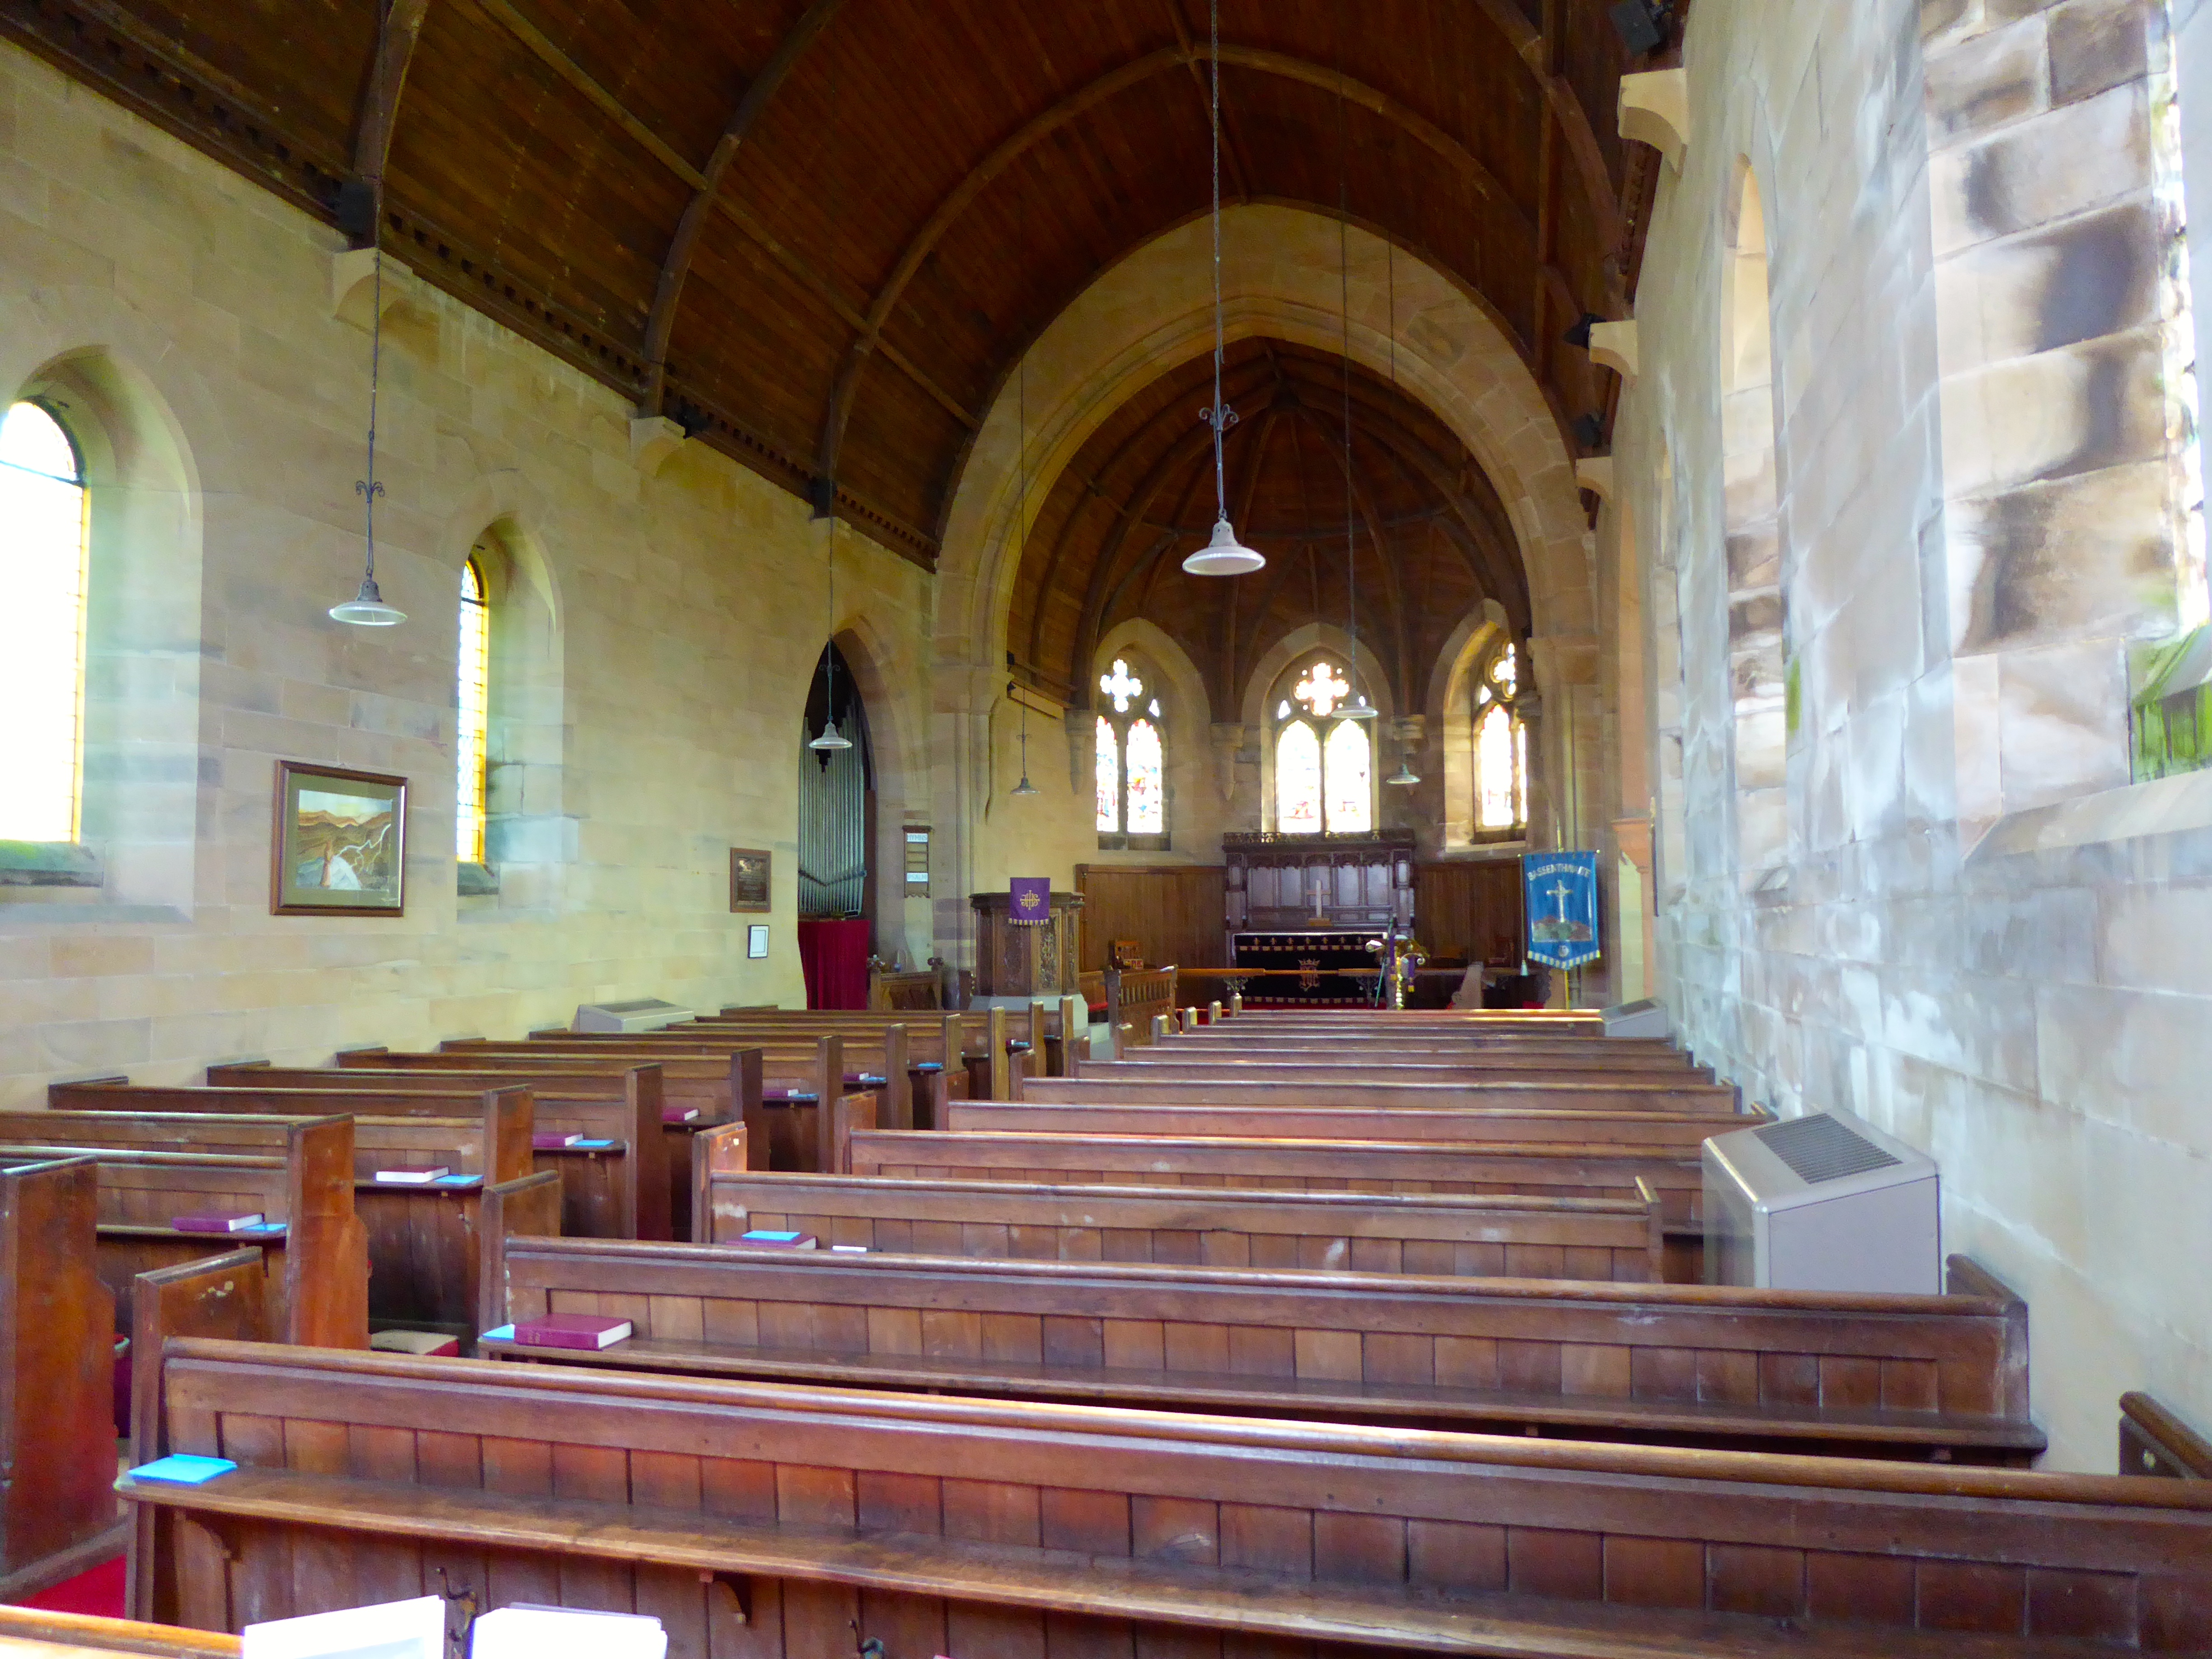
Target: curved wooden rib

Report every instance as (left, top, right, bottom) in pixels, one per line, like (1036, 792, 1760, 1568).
(637, 0, 851, 408)
(814, 42, 1533, 492)
(348, 0, 431, 220)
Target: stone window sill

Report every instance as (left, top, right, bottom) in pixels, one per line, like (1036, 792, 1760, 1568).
(0, 842, 103, 887)
(457, 862, 501, 896)
(1973, 769, 2212, 859)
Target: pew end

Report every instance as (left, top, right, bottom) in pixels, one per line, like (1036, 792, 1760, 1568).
(689, 1121, 749, 1244)
(2121, 1391, 2212, 1480)
(475, 1170, 566, 1341)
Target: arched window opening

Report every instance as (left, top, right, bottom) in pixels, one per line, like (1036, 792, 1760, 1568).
(1270, 656, 1376, 834)
(0, 401, 90, 842)
(1471, 643, 1529, 839)
(1095, 657, 1168, 848)
(456, 553, 491, 865)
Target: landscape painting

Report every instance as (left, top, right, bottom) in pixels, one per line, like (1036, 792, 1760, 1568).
(272, 762, 407, 915)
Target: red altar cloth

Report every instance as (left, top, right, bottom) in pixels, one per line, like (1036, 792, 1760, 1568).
(797, 918, 871, 1010)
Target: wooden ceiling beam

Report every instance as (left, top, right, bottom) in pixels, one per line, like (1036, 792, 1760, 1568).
(816, 41, 1533, 498)
(349, 0, 431, 226)
(1162, 0, 1254, 203)
(639, 0, 848, 408)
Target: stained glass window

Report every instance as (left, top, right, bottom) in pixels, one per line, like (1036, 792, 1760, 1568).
(1272, 656, 1376, 834)
(1097, 659, 1167, 844)
(1277, 721, 1322, 832)
(1325, 719, 1373, 832)
(1126, 718, 1164, 833)
(1094, 714, 1119, 831)
(1472, 643, 1528, 837)
(456, 554, 490, 862)
(0, 402, 89, 842)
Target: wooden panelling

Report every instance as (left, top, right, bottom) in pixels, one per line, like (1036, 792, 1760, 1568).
(1074, 864, 1226, 972)
(1417, 858, 1527, 968)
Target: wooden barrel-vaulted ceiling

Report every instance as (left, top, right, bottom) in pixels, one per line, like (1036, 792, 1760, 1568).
(4, 0, 1676, 568)
(1013, 337, 1520, 719)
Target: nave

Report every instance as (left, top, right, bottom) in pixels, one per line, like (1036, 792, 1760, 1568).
(0, 1006, 2206, 1658)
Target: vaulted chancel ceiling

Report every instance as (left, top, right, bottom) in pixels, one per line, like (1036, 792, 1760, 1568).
(5, 0, 1672, 569)
(1011, 337, 1521, 720)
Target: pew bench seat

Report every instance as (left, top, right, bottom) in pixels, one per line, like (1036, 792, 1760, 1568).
(479, 1324, 2048, 1462)
(117, 1460, 2101, 1659)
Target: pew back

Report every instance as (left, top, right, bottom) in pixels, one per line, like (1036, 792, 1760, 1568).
(701, 1170, 1665, 1282)
(1019, 1075, 1743, 1113)
(126, 1340, 2212, 1654)
(949, 1099, 1758, 1151)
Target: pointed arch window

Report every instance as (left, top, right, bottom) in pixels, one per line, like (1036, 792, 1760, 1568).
(1472, 642, 1529, 839)
(1271, 657, 1373, 834)
(1094, 657, 1169, 848)
(0, 401, 90, 842)
(456, 553, 491, 864)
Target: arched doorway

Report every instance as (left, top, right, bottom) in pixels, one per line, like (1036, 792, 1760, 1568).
(797, 641, 874, 1008)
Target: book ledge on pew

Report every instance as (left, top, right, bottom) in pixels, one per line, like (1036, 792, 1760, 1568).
(110, 1463, 2112, 1659)
(472, 1326, 2043, 1452)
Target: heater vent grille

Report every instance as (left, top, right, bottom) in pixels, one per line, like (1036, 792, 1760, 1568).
(1754, 1113, 1901, 1185)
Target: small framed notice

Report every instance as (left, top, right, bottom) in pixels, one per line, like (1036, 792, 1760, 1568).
(729, 847, 771, 912)
(747, 923, 770, 959)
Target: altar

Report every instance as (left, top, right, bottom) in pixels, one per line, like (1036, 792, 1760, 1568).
(1229, 930, 1382, 1008)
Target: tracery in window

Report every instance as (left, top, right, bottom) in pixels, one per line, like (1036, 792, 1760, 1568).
(456, 553, 491, 863)
(1095, 657, 1169, 846)
(0, 401, 90, 841)
(1270, 656, 1376, 834)
(1472, 643, 1528, 837)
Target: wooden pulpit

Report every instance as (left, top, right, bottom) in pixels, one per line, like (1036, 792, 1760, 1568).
(970, 889, 1084, 998)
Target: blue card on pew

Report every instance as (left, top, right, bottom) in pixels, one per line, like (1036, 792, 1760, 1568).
(131, 1454, 236, 1485)
(431, 1174, 483, 1188)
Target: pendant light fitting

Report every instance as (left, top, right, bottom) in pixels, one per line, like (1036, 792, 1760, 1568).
(808, 522, 851, 752)
(329, 72, 404, 629)
(1182, 0, 1262, 578)
(1009, 683, 1040, 797)
(1334, 81, 1376, 720)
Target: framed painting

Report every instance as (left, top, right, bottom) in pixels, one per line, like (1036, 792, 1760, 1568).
(729, 848, 771, 913)
(272, 761, 407, 916)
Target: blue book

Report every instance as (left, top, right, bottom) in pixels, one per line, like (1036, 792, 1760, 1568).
(571, 1139, 616, 1149)
(479, 1324, 517, 1342)
(431, 1174, 483, 1188)
(130, 1454, 236, 1485)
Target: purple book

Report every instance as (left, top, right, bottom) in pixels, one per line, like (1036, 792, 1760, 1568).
(532, 1132, 584, 1149)
(510, 1314, 633, 1351)
(172, 1212, 264, 1234)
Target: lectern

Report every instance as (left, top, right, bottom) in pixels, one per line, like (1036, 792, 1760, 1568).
(970, 889, 1084, 998)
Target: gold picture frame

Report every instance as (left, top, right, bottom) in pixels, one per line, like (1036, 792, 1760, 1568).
(272, 761, 408, 916)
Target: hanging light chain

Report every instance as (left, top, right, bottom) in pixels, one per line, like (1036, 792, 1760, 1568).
(1206, 0, 1232, 514)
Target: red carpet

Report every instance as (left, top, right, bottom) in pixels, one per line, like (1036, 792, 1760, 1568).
(10, 1555, 125, 1617)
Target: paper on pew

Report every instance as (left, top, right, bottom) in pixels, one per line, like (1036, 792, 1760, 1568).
(243, 1593, 445, 1659)
(472, 1607, 665, 1659)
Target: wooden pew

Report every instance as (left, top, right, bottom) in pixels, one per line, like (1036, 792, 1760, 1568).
(1019, 1073, 1744, 1113)
(0, 1115, 365, 1350)
(698, 1165, 1666, 1282)
(479, 1241, 2045, 1464)
(445, 1035, 844, 1171)
(948, 1098, 1762, 1153)
(0, 1155, 128, 1599)
(852, 1128, 1709, 1222)
(0, 1606, 238, 1659)
(700, 1000, 1091, 1088)
(1230, 1008, 1606, 1032)
(204, 1062, 669, 1242)
(1104, 964, 1176, 1051)
(2122, 1391, 2212, 1480)
(331, 1045, 755, 1239)
(530, 1023, 920, 1129)
(126, 1339, 2212, 1653)
(1084, 1048, 1710, 1079)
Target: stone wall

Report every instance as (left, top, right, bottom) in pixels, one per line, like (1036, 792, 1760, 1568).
(0, 39, 935, 1102)
(1622, 0, 2212, 1466)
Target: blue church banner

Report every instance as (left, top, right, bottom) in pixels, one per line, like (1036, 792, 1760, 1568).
(1523, 852, 1602, 970)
